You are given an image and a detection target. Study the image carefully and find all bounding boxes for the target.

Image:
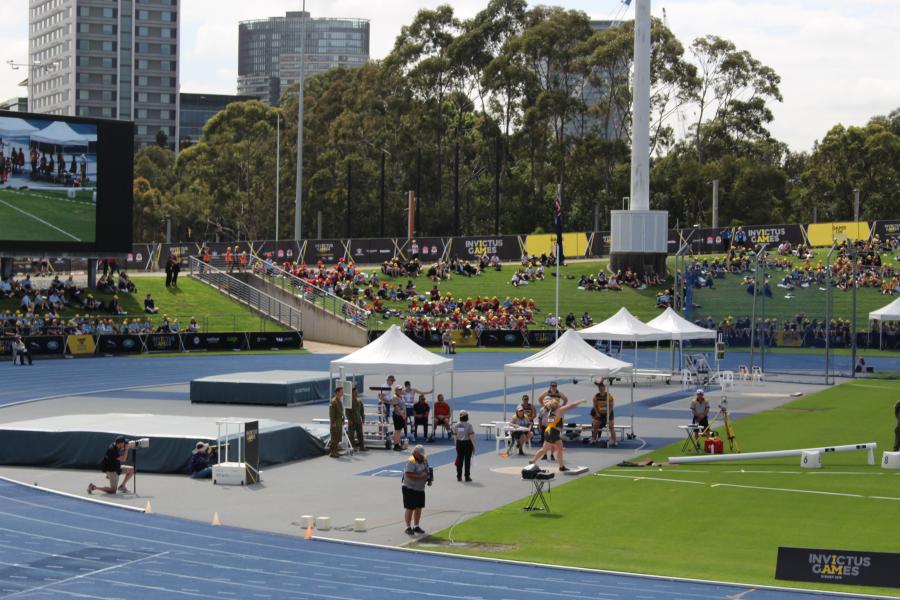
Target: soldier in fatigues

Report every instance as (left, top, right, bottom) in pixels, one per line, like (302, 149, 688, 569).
(329, 387, 345, 458)
(346, 388, 366, 451)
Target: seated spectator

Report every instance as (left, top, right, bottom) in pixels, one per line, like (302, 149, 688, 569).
(412, 394, 430, 441)
(187, 442, 215, 478)
(432, 394, 452, 440)
(144, 294, 159, 314)
(580, 312, 593, 327)
(108, 295, 126, 315)
(510, 406, 533, 455)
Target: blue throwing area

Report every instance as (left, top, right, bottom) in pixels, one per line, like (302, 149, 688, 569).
(0, 479, 838, 599)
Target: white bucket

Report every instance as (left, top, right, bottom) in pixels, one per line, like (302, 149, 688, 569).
(353, 518, 367, 532)
(315, 516, 331, 530)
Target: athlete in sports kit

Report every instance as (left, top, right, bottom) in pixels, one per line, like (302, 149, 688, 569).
(529, 399, 585, 472)
(590, 380, 616, 446)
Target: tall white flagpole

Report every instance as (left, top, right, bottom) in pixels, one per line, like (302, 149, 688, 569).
(555, 183, 561, 340)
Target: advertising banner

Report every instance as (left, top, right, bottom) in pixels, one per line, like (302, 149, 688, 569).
(1, 335, 66, 356)
(247, 331, 303, 350)
(244, 420, 260, 485)
(126, 244, 157, 271)
(479, 330, 526, 347)
(66, 334, 96, 356)
(524, 233, 589, 258)
(304, 239, 346, 265)
(181, 333, 247, 352)
(775, 547, 900, 588)
(873, 220, 900, 243)
(255, 240, 302, 262)
(450, 236, 521, 262)
(144, 333, 182, 353)
(349, 238, 396, 265)
(96, 334, 144, 355)
(527, 330, 559, 348)
(806, 222, 871, 246)
(396, 237, 447, 261)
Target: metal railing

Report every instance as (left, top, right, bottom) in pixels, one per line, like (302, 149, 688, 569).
(198, 255, 368, 329)
(188, 257, 302, 332)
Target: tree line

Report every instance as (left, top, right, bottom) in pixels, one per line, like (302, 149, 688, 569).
(132, 0, 899, 243)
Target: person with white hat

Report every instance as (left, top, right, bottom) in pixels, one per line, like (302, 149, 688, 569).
(187, 441, 215, 478)
(690, 389, 710, 433)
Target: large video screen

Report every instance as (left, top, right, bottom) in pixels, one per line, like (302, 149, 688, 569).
(0, 111, 133, 255)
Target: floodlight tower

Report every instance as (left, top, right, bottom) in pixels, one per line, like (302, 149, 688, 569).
(609, 0, 668, 276)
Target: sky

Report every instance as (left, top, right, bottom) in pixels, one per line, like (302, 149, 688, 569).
(1, 0, 897, 152)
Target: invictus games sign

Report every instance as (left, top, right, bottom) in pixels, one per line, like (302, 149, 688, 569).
(775, 547, 900, 588)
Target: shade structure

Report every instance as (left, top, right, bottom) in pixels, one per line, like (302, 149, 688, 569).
(330, 325, 453, 376)
(646, 307, 718, 341)
(578, 307, 669, 342)
(30, 121, 92, 147)
(0, 116, 39, 138)
(869, 297, 900, 322)
(504, 329, 631, 377)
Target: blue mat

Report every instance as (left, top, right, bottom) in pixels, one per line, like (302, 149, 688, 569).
(0, 479, 835, 599)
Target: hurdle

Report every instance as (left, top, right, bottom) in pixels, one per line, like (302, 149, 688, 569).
(669, 442, 877, 465)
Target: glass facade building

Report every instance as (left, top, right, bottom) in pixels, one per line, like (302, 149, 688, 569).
(237, 11, 370, 104)
(27, 0, 180, 149)
(179, 92, 255, 147)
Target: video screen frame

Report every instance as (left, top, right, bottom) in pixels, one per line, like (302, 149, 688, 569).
(0, 110, 133, 256)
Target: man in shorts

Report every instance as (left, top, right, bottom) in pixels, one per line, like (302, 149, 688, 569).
(690, 389, 711, 436)
(401, 445, 431, 535)
(88, 436, 134, 494)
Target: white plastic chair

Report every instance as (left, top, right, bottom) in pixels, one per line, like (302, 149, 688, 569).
(751, 366, 764, 383)
(494, 423, 512, 454)
(681, 369, 693, 389)
(720, 370, 735, 390)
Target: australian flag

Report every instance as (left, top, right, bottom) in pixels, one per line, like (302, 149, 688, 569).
(554, 186, 565, 264)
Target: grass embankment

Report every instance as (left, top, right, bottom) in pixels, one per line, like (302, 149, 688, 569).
(364, 247, 898, 331)
(1, 276, 287, 333)
(425, 380, 900, 596)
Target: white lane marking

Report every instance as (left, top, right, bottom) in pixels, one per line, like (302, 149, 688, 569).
(0, 197, 81, 241)
(594, 474, 706, 485)
(713, 483, 862, 498)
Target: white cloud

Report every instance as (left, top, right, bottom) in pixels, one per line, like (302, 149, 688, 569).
(2, 0, 897, 151)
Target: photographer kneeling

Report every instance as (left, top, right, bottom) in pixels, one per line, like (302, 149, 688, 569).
(188, 441, 215, 478)
(88, 436, 134, 495)
(401, 444, 432, 536)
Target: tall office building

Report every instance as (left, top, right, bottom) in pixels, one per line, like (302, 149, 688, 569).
(238, 11, 370, 105)
(179, 92, 255, 148)
(27, 0, 180, 149)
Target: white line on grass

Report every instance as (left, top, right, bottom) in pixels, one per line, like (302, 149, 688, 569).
(870, 496, 900, 501)
(594, 474, 706, 485)
(711, 483, 863, 498)
(0, 197, 81, 241)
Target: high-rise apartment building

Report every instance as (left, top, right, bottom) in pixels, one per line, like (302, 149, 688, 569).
(238, 11, 370, 105)
(27, 0, 180, 149)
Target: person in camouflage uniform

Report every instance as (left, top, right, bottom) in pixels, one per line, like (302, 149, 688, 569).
(346, 388, 366, 451)
(329, 387, 345, 458)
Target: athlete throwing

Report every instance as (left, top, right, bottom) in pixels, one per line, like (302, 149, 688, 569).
(529, 398, 586, 472)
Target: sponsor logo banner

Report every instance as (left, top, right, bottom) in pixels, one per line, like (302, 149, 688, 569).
(96, 334, 144, 354)
(182, 333, 247, 352)
(66, 334, 96, 356)
(351, 238, 396, 263)
(454, 236, 521, 261)
(776, 547, 900, 588)
(873, 220, 900, 241)
(145, 333, 182, 353)
(807, 222, 871, 246)
(247, 331, 302, 350)
(1, 336, 66, 356)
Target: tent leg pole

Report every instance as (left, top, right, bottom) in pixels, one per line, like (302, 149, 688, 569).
(451, 372, 454, 402)
(630, 366, 635, 436)
(503, 376, 508, 423)
(531, 377, 535, 404)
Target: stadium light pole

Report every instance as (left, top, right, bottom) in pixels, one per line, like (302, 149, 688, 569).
(275, 112, 280, 241)
(850, 246, 858, 378)
(294, 0, 307, 242)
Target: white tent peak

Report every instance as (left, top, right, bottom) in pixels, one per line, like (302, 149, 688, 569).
(504, 329, 631, 377)
(578, 307, 669, 341)
(0, 116, 39, 137)
(646, 307, 717, 341)
(869, 297, 900, 322)
(330, 324, 453, 375)
(31, 120, 93, 147)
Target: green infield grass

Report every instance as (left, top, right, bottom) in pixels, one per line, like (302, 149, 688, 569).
(0, 187, 96, 242)
(422, 379, 900, 596)
(0, 276, 288, 333)
(363, 250, 898, 331)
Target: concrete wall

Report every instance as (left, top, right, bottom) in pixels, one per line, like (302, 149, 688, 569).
(234, 274, 367, 347)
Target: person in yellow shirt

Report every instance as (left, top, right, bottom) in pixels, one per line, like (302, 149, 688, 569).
(590, 380, 616, 446)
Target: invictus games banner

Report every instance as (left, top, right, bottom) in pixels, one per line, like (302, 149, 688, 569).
(96, 334, 144, 355)
(873, 220, 900, 242)
(144, 333, 182, 353)
(303, 239, 345, 265)
(450, 236, 521, 262)
(244, 420, 260, 484)
(775, 547, 900, 588)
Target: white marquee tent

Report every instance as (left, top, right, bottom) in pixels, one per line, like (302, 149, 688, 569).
(869, 297, 900, 348)
(0, 116, 39, 138)
(30, 121, 93, 147)
(329, 324, 454, 400)
(503, 329, 633, 424)
(646, 307, 718, 341)
(578, 307, 670, 342)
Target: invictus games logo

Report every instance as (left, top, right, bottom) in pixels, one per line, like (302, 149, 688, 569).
(809, 553, 870, 580)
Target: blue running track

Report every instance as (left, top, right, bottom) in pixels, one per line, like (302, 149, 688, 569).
(0, 479, 854, 599)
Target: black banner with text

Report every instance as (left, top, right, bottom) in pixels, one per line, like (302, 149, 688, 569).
(776, 547, 900, 588)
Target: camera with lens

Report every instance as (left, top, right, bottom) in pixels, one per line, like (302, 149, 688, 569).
(127, 438, 150, 449)
(426, 466, 434, 486)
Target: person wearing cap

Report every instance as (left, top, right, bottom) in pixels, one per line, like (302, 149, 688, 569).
(538, 381, 568, 408)
(690, 389, 711, 434)
(187, 441, 215, 478)
(452, 410, 476, 481)
(591, 380, 616, 446)
(401, 445, 431, 535)
(510, 406, 533, 455)
(88, 436, 134, 495)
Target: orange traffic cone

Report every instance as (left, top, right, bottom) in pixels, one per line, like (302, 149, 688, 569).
(211, 512, 221, 526)
(304, 523, 313, 540)
(144, 500, 153, 514)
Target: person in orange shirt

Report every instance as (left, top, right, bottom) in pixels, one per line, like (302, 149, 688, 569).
(224, 247, 234, 272)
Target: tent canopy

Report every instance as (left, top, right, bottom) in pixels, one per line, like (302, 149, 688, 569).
(869, 297, 900, 322)
(646, 307, 718, 341)
(504, 329, 631, 377)
(578, 307, 670, 342)
(330, 325, 453, 375)
(0, 116, 39, 138)
(30, 121, 92, 147)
